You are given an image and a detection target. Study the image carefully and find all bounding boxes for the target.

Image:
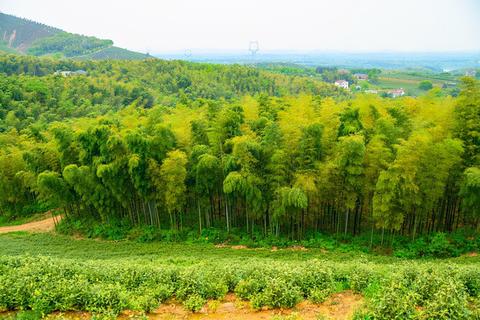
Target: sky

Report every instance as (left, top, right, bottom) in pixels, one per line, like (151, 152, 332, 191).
(1, 0, 479, 54)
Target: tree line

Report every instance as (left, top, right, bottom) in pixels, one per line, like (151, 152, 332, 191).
(0, 55, 478, 240)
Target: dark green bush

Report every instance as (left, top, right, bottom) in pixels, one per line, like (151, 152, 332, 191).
(426, 233, 458, 258)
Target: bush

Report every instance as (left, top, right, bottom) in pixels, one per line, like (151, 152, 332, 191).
(460, 269, 480, 297)
(419, 80, 433, 90)
(183, 294, 206, 312)
(175, 268, 228, 301)
(369, 279, 419, 319)
(421, 280, 471, 319)
(84, 284, 129, 314)
(349, 266, 377, 293)
(308, 288, 331, 303)
(0, 256, 479, 317)
(426, 233, 458, 258)
(250, 278, 302, 309)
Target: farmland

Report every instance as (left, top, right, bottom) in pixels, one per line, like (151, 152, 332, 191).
(0, 232, 479, 319)
(373, 69, 459, 96)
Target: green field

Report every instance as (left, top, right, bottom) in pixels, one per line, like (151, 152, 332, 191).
(374, 70, 459, 96)
(0, 233, 479, 319)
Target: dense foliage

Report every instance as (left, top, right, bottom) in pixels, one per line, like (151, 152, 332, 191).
(0, 252, 478, 318)
(0, 13, 61, 53)
(0, 55, 479, 243)
(0, 13, 149, 60)
(27, 32, 113, 57)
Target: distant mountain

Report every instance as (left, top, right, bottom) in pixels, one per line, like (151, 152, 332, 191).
(0, 12, 149, 60)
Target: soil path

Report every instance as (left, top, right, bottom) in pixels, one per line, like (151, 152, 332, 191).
(0, 215, 62, 234)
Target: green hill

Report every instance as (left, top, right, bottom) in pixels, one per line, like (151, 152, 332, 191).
(0, 12, 149, 60)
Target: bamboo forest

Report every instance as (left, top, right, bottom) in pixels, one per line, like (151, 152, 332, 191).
(0, 56, 479, 242)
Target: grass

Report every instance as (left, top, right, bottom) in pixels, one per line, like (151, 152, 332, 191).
(0, 232, 390, 264)
(0, 232, 478, 266)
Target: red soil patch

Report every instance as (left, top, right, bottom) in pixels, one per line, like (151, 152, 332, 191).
(230, 245, 248, 250)
(288, 245, 308, 251)
(464, 252, 478, 257)
(2, 291, 363, 319)
(147, 291, 363, 320)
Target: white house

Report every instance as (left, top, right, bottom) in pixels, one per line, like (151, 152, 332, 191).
(334, 80, 349, 89)
(54, 70, 88, 77)
(389, 88, 405, 98)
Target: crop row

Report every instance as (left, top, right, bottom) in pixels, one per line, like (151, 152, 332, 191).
(0, 256, 479, 319)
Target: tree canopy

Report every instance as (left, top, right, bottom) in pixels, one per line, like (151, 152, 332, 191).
(0, 54, 478, 238)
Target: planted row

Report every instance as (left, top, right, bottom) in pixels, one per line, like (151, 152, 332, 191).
(0, 256, 478, 318)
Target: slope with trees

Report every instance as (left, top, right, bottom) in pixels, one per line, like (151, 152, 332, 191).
(0, 53, 478, 243)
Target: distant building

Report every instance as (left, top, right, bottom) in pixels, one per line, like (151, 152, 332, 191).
(365, 89, 378, 94)
(54, 70, 72, 76)
(338, 69, 350, 75)
(354, 73, 369, 80)
(442, 82, 457, 89)
(74, 70, 87, 75)
(334, 80, 349, 89)
(54, 70, 88, 77)
(465, 69, 477, 77)
(388, 88, 405, 98)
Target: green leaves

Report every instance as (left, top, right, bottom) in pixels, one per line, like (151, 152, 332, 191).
(460, 167, 480, 222)
(160, 150, 188, 215)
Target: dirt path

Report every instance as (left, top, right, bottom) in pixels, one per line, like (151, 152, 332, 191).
(0, 215, 62, 234)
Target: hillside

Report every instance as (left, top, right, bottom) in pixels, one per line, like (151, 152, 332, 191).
(0, 12, 148, 60)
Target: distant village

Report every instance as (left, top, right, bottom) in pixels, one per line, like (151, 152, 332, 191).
(332, 70, 405, 98)
(328, 67, 477, 98)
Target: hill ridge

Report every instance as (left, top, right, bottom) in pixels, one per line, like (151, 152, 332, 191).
(0, 12, 149, 60)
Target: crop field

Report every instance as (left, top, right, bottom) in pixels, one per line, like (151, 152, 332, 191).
(0, 233, 479, 319)
(375, 76, 444, 95)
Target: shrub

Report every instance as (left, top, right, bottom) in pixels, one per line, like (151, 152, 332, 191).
(421, 280, 471, 319)
(308, 288, 331, 303)
(369, 279, 419, 319)
(183, 294, 206, 312)
(0, 255, 479, 317)
(84, 284, 129, 314)
(459, 269, 480, 297)
(349, 266, 377, 293)
(251, 278, 302, 309)
(426, 233, 458, 258)
(292, 265, 335, 296)
(175, 268, 228, 301)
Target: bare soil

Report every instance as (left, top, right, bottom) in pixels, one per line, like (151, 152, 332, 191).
(0, 214, 62, 234)
(1, 289, 363, 320)
(125, 291, 363, 320)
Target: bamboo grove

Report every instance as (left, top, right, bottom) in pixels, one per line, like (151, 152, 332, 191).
(0, 55, 479, 240)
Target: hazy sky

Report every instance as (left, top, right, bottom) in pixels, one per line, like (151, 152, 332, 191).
(1, 0, 479, 53)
